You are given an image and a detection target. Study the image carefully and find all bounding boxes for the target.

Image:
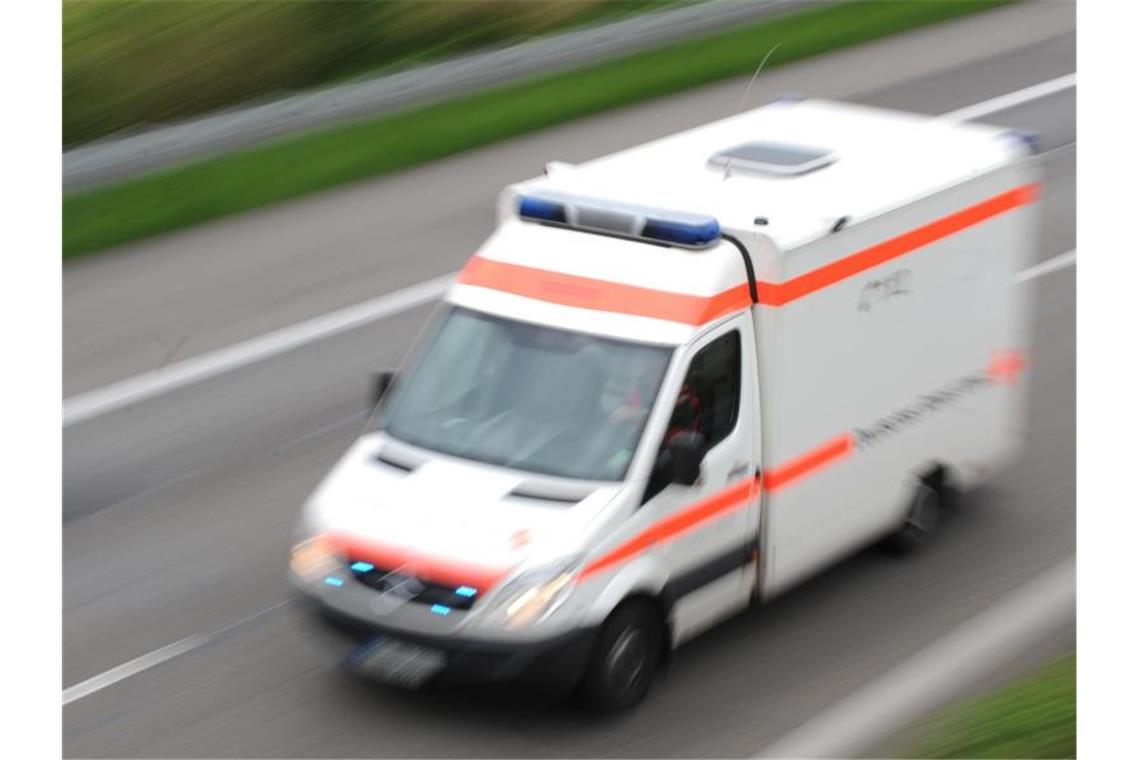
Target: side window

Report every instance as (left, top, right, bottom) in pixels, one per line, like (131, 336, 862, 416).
(666, 330, 741, 449)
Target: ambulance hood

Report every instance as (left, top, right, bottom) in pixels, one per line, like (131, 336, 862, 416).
(303, 433, 621, 590)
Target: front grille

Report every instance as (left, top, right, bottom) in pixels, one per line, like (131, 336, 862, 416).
(346, 559, 479, 611)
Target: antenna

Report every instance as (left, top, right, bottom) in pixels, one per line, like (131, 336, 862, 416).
(723, 43, 781, 180)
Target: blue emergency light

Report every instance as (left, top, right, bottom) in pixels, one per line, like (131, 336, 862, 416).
(517, 192, 721, 249)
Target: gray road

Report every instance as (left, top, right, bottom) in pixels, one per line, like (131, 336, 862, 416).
(62, 3, 1076, 757)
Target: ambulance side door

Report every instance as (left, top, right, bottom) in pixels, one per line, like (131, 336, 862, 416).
(640, 312, 761, 643)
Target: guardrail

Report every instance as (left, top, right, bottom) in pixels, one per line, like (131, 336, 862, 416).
(63, 0, 808, 191)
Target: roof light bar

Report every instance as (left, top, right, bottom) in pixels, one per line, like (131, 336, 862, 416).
(516, 191, 721, 249)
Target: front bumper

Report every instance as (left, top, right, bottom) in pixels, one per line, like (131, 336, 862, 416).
(297, 592, 597, 690)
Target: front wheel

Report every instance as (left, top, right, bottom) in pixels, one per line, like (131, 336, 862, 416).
(577, 600, 664, 713)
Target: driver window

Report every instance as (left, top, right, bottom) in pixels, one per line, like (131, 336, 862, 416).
(665, 330, 741, 450)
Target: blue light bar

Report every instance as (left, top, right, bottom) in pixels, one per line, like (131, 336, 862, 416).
(516, 191, 721, 249)
(350, 561, 374, 573)
(642, 217, 721, 248)
(324, 576, 344, 587)
(518, 196, 567, 223)
(454, 585, 478, 598)
(430, 604, 452, 616)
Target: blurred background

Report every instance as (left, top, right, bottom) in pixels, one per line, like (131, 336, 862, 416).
(62, 1, 1075, 757)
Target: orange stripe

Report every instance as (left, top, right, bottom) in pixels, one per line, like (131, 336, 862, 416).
(761, 433, 855, 492)
(462, 185, 1037, 322)
(458, 256, 752, 326)
(328, 534, 508, 591)
(580, 476, 757, 580)
(756, 184, 1038, 306)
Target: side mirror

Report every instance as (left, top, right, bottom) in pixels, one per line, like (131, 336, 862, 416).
(371, 370, 395, 409)
(658, 431, 707, 486)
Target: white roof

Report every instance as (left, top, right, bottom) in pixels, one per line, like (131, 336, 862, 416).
(514, 98, 1025, 251)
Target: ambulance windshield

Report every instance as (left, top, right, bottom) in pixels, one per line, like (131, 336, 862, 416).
(376, 306, 672, 481)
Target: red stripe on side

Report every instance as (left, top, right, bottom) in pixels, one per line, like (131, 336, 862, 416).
(580, 477, 757, 580)
(762, 434, 855, 492)
(755, 184, 1039, 306)
(328, 534, 509, 591)
(458, 256, 752, 326)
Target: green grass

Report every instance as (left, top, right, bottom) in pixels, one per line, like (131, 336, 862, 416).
(64, 0, 682, 147)
(63, 0, 1013, 259)
(905, 654, 1076, 759)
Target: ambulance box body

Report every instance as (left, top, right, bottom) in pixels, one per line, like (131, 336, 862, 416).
(290, 99, 1040, 710)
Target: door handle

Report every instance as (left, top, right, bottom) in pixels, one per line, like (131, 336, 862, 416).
(727, 461, 750, 482)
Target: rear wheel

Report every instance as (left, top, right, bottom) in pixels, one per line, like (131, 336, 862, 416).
(578, 600, 664, 713)
(883, 480, 942, 554)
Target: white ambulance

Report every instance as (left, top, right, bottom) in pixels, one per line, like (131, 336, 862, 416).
(290, 98, 1039, 711)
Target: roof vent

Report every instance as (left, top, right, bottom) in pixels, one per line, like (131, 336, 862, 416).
(709, 141, 836, 177)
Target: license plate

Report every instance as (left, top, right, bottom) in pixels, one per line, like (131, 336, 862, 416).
(349, 637, 445, 689)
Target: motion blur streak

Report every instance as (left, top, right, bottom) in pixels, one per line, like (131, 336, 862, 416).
(62, 272, 455, 426)
(64, 600, 293, 705)
(1015, 249, 1077, 284)
(63, 635, 206, 706)
(61, 74, 1073, 429)
(758, 556, 1075, 759)
(939, 72, 1075, 124)
(61, 247, 1075, 707)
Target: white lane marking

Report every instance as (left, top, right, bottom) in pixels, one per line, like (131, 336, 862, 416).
(1016, 248, 1076, 283)
(757, 557, 1076, 759)
(63, 75, 1076, 427)
(63, 600, 292, 706)
(940, 72, 1075, 123)
(63, 635, 207, 706)
(63, 272, 454, 426)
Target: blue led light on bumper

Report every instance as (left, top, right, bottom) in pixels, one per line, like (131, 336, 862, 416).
(430, 604, 452, 616)
(350, 561, 374, 573)
(324, 576, 344, 587)
(455, 585, 478, 598)
(516, 191, 721, 249)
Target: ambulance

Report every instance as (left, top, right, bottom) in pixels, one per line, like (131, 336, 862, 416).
(289, 98, 1039, 711)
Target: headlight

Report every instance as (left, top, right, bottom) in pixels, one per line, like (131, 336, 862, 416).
(489, 556, 584, 629)
(290, 534, 341, 582)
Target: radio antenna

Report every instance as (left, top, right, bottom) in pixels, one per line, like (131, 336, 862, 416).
(724, 42, 781, 180)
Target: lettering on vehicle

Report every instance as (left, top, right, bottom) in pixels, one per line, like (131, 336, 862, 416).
(857, 269, 913, 313)
(854, 372, 992, 448)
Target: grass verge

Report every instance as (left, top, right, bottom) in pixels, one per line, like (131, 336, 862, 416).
(64, 0, 1013, 259)
(904, 654, 1076, 759)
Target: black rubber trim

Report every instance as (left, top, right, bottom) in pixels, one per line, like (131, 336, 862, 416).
(721, 233, 759, 305)
(374, 453, 414, 473)
(662, 537, 759, 606)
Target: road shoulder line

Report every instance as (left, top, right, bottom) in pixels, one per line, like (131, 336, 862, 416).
(757, 557, 1076, 759)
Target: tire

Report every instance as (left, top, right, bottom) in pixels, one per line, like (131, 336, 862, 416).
(578, 600, 664, 713)
(882, 481, 942, 554)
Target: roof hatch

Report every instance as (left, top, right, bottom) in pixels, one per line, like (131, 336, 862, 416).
(709, 140, 836, 176)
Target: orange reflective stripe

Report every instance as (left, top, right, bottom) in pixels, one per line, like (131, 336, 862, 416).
(580, 476, 757, 580)
(987, 348, 1027, 385)
(328, 534, 508, 591)
(761, 434, 855, 492)
(458, 256, 752, 326)
(462, 185, 1037, 322)
(756, 184, 1039, 306)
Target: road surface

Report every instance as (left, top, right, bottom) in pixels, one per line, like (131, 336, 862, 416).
(63, 3, 1076, 756)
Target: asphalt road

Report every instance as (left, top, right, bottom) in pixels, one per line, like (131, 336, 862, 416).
(62, 3, 1076, 757)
